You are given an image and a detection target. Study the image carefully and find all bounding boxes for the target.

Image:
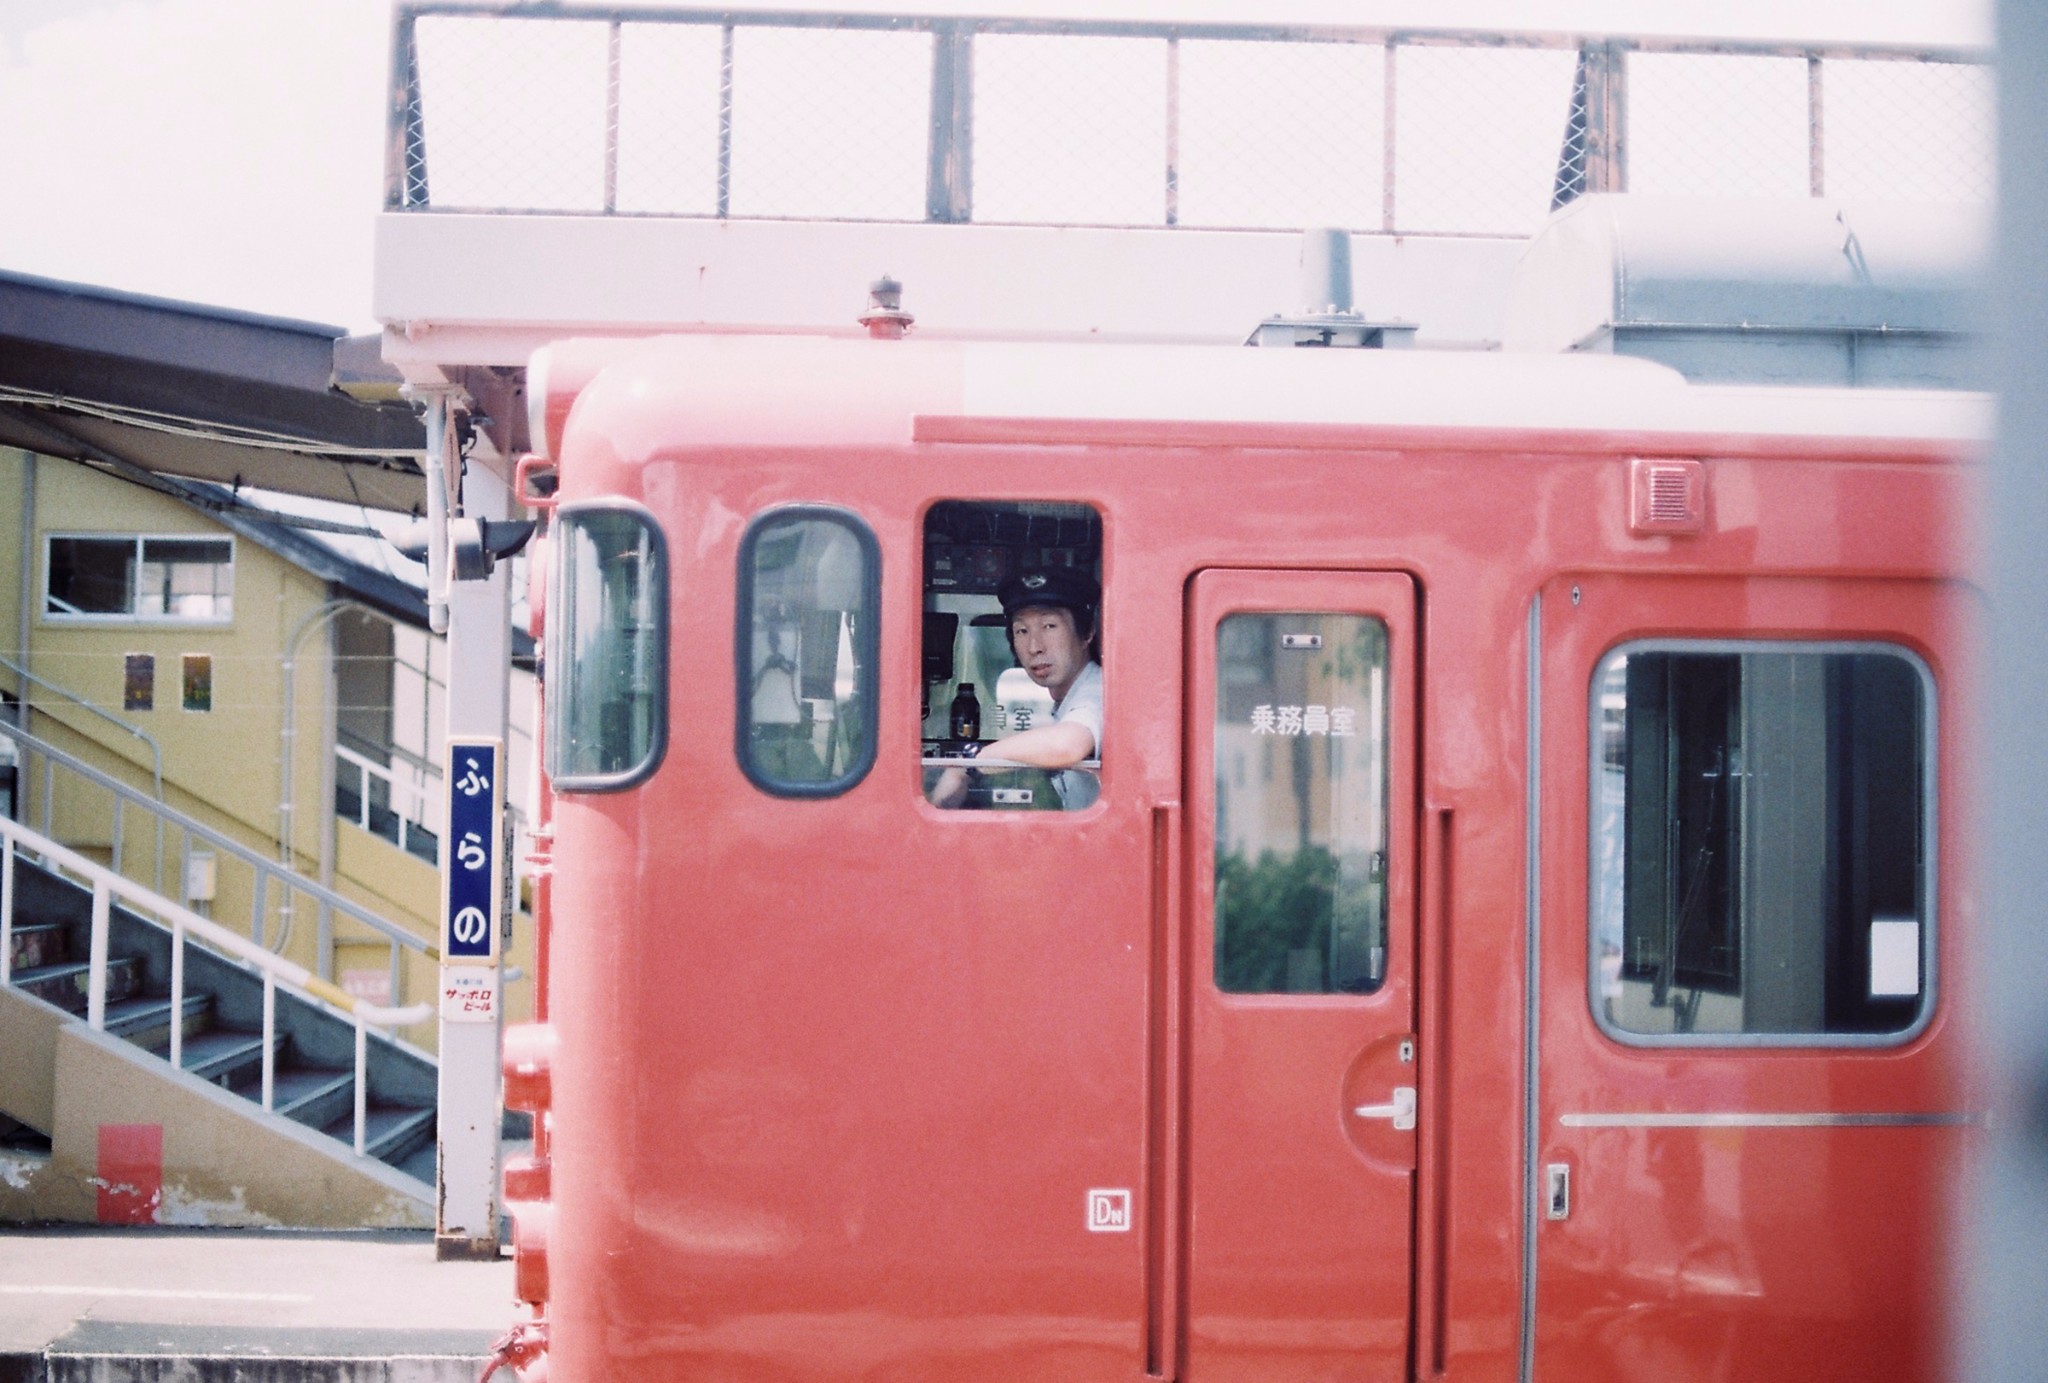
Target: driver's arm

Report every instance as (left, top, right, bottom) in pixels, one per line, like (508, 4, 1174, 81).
(974, 719, 1095, 769)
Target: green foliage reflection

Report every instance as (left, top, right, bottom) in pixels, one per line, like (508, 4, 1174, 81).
(1216, 844, 1383, 994)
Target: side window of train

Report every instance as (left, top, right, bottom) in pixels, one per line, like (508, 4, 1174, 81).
(736, 507, 880, 797)
(1590, 642, 1934, 1044)
(546, 505, 668, 791)
(919, 500, 1104, 813)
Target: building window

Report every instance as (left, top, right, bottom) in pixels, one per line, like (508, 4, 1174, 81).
(1591, 642, 1933, 1044)
(46, 536, 233, 622)
(737, 507, 879, 797)
(181, 655, 213, 713)
(123, 654, 155, 711)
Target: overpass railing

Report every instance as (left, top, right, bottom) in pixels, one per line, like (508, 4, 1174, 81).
(385, 4, 1992, 239)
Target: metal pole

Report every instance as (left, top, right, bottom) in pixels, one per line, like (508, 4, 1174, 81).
(170, 924, 185, 1072)
(386, 8, 427, 209)
(14, 452, 32, 728)
(604, 20, 622, 214)
(1584, 41, 1629, 194)
(1381, 40, 1397, 233)
(924, 22, 974, 224)
(1164, 36, 1180, 228)
(437, 441, 513, 1260)
(87, 881, 109, 1030)
(717, 24, 735, 219)
(1807, 54, 1825, 197)
(1967, 1, 2048, 1376)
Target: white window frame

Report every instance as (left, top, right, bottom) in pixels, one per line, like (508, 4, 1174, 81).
(42, 533, 236, 626)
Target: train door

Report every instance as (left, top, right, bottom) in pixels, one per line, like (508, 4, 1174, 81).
(1182, 569, 1420, 1380)
(1534, 572, 1972, 1381)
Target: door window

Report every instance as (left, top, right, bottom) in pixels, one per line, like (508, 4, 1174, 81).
(1591, 643, 1933, 1042)
(1213, 612, 1391, 994)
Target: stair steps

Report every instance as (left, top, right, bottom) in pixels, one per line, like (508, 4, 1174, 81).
(105, 991, 212, 1050)
(1, 850, 437, 1188)
(9, 955, 143, 1012)
(167, 1026, 277, 1088)
(324, 1103, 438, 1166)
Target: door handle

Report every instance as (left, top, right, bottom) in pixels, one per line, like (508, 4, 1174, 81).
(1353, 1087, 1417, 1131)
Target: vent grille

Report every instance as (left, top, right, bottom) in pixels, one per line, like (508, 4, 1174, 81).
(1629, 457, 1706, 535)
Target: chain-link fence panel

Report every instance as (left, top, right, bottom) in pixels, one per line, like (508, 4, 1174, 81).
(1823, 58, 1994, 204)
(412, 14, 615, 212)
(728, 27, 931, 220)
(972, 34, 1168, 227)
(614, 22, 724, 217)
(1392, 45, 1579, 235)
(1175, 39, 1384, 232)
(392, 7, 1993, 235)
(1628, 53, 1812, 199)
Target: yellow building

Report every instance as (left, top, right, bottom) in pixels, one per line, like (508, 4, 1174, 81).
(0, 447, 537, 1053)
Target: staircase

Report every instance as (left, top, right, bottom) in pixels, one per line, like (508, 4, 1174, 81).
(7, 849, 438, 1177)
(0, 816, 440, 1226)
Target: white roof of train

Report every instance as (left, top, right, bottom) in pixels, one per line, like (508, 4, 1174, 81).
(552, 334, 1992, 453)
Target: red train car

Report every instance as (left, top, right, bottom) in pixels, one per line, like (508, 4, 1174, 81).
(498, 336, 1984, 1383)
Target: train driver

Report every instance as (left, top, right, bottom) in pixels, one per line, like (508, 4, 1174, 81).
(930, 568, 1102, 810)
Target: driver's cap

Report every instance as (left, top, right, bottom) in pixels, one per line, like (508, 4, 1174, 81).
(996, 567, 1099, 627)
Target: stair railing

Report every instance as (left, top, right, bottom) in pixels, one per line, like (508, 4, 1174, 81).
(335, 740, 438, 860)
(0, 719, 435, 999)
(1, 815, 431, 1158)
(0, 651, 166, 891)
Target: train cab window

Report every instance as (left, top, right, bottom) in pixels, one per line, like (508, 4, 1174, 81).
(1214, 613, 1391, 994)
(1591, 643, 1933, 1043)
(737, 507, 879, 796)
(547, 506, 667, 790)
(920, 500, 1103, 812)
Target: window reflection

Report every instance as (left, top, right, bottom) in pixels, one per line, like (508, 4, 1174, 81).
(1214, 613, 1390, 994)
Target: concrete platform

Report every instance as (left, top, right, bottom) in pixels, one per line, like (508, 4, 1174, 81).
(0, 1226, 514, 1382)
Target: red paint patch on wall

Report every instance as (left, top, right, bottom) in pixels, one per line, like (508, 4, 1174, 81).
(96, 1123, 163, 1224)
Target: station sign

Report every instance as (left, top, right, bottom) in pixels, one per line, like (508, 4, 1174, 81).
(443, 736, 504, 967)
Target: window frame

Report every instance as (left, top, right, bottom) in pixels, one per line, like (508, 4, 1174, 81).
(544, 501, 670, 794)
(43, 533, 236, 625)
(734, 504, 881, 799)
(1585, 636, 1939, 1050)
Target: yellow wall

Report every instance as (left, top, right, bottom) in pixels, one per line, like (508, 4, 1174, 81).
(0, 452, 25, 674)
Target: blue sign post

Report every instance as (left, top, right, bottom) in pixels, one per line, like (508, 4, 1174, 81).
(443, 737, 503, 968)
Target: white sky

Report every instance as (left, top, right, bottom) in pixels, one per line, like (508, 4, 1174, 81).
(0, 0, 1996, 334)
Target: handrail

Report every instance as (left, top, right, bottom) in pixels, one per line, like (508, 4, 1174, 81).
(0, 650, 166, 891)
(336, 742, 437, 859)
(0, 650, 164, 804)
(0, 815, 432, 1163)
(0, 719, 435, 959)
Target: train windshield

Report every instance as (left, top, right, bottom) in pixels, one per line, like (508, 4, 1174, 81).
(545, 506, 667, 790)
(1592, 644, 1932, 1042)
